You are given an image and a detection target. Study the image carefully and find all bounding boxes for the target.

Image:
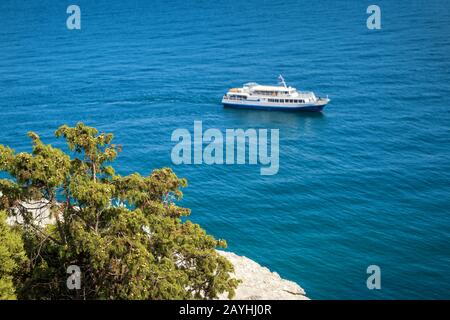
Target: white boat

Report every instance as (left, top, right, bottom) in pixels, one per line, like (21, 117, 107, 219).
(222, 75, 330, 112)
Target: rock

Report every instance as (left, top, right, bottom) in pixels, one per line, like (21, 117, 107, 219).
(217, 250, 309, 300)
(7, 199, 55, 227)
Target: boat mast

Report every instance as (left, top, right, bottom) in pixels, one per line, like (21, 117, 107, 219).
(278, 75, 287, 88)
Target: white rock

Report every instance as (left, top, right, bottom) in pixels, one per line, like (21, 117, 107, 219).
(217, 250, 309, 300)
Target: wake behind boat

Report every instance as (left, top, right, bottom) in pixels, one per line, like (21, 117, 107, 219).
(222, 75, 330, 112)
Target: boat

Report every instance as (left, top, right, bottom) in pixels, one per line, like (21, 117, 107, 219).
(222, 75, 330, 112)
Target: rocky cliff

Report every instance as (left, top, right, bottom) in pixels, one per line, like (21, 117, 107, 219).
(217, 250, 309, 300)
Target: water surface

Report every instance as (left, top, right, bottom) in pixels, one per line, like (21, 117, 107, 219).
(0, 0, 449, 299)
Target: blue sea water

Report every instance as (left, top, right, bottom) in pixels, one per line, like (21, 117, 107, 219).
(1, 0, 449, 299)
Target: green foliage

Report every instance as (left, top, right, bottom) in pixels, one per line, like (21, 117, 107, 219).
(0, 210, 27, 299)
(0, 123, 239, 299)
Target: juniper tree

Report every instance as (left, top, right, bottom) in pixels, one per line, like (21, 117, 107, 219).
(0, 210, 26, 299)
(0, 123, 238, 299)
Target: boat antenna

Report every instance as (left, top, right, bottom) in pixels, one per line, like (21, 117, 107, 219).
(278, 74, 287, 88)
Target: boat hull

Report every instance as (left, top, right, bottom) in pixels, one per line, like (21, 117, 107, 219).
(223, 102, 326, 112)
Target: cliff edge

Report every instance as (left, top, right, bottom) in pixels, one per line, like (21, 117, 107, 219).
(217, 250, 309, 300)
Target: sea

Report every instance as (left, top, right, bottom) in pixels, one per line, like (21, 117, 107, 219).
(0, 0, 449, 299)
